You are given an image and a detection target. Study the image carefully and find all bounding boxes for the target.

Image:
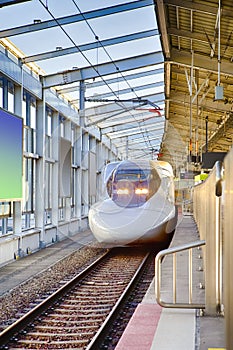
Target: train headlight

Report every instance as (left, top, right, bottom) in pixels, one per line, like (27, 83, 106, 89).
(116, 188, 129, 195)
(135, 188, 148, 195)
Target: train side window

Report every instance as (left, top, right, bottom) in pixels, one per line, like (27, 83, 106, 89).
(106, 172, 114, 198)
(148, 168, 161, 200)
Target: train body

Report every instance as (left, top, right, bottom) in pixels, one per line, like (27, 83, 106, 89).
(88, 159, 177, 246)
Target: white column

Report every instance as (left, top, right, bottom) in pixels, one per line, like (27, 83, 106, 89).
(89, 136, 97, 205)
(64, 119, 72, 222)
(76, 127, 82, 221)
(51, 112, 59, 230)
(35, 95, 46, 246)
(14, 85, 22, 117)
(14, 85, 23, 253)
(82, 132, 89, 217)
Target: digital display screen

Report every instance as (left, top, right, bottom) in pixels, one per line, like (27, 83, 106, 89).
(0, 108, 23, 201)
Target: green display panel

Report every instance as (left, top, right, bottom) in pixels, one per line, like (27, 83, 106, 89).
(0, 108, 23, 201)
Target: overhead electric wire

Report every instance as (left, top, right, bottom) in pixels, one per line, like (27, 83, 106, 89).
(71, 0, 162, 155)
(38, 0, 119, 101)
(38, 0, 158, 153)
(71, 0, 140, 100)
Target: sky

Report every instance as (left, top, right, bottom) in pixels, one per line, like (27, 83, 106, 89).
(0, 0, 165, 159)
(0, 0, 162, 75)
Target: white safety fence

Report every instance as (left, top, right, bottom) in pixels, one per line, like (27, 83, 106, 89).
(193, 148, 233, 350)
(156, 147, 233, 349)
(193, 160, 223, 316)
(221, 149, 233, 350)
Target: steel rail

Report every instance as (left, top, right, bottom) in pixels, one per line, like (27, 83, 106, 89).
(86, 251, 151, 349)
(0, 250, 110, 347)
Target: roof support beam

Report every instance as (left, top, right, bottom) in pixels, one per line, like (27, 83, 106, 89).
(89, 110, 163, 128)
(168, 91, 230, 114)
(57, 67, 164, 94)
(155, 0, 170, 58)
(85, 92, 165, 119)
(101, 118, 165, 134)
(42, 52, 164, 88)
(0, 0, 153, 38)
(168, 27, 229, 47)
(164, 0, 232, 18)
(108, 122, 165, 139)
(170, 48, 233, 77)
(110, 128, 164, 141)
(118, 132, 163, 141)
(22, 29, 159, 63)
(117, 138, 162, 149)
(73, 81, 164, 103)
(0, 0, 31, 6)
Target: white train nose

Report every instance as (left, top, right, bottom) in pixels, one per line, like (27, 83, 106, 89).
(88, 159, 177, 247)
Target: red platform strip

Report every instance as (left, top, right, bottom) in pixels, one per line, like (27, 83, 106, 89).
(115, 303, 162, 350)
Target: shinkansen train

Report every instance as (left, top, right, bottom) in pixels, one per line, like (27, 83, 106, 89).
(88, 159, 178, 246)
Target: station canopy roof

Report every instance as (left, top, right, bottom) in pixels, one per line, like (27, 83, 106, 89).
(0, 0, 232, 172)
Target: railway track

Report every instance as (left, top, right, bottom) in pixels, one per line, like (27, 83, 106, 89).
(0, 247, 152, 349)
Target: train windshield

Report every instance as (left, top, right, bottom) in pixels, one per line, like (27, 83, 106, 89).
(107, 160, 161, 208)
(114, 168, 150, 182)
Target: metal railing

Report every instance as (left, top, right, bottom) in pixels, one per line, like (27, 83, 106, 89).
(193, 161, 224, 315)
(155, 240, 206, 309)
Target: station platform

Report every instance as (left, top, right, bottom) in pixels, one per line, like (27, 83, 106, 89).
(0, 214, 226, 349)
(115, 213, 226, 350)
